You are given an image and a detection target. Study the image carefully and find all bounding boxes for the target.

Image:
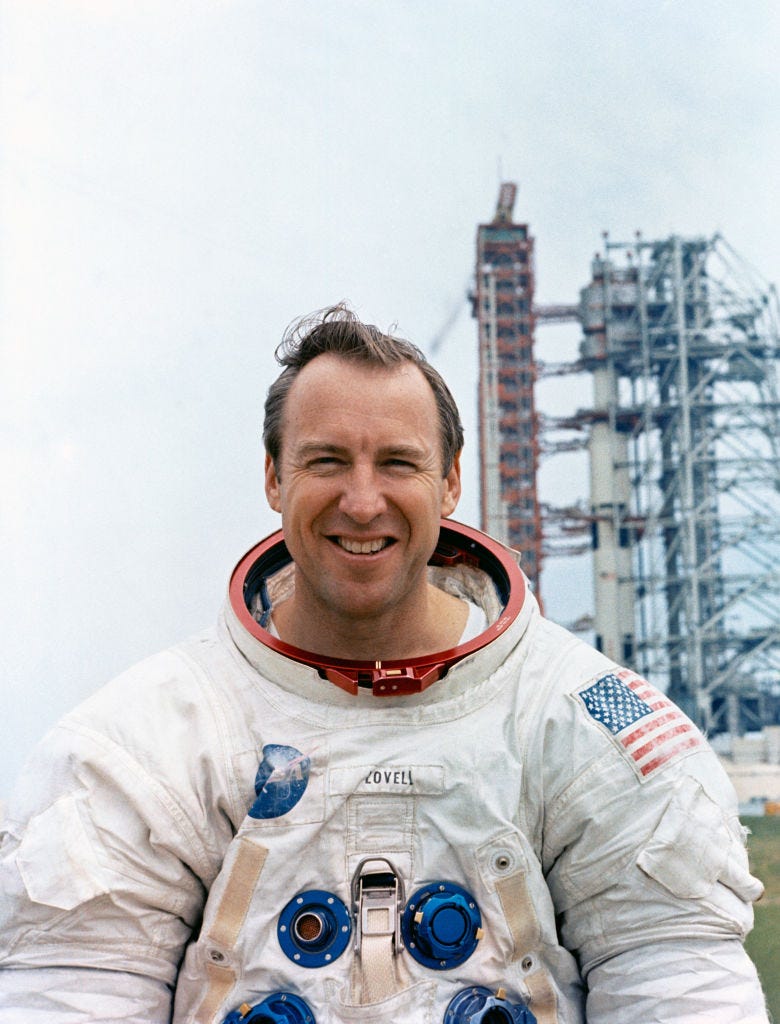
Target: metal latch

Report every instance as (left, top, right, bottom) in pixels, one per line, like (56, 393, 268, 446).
(351, 856, 403, 955)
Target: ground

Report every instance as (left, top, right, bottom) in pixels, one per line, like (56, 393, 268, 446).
(744, 816, 780, 1021)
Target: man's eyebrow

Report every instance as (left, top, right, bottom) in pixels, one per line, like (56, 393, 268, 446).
(377, 445, 427, 460)
(294, 442, 347, 457)
(292, 442, 428, 460)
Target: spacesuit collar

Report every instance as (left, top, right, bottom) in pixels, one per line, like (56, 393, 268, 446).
(225, 519, 534, 704)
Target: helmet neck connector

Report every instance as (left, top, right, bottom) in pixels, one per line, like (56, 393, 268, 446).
(229, 519, 525, 697)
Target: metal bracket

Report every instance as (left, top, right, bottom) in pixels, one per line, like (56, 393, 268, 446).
(351, 856, 404, 955)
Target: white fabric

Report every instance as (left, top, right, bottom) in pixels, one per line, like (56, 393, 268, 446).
(459, 599, 487, 644)
(0, 559, 768, 1023)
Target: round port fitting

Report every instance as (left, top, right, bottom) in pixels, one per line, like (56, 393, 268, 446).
(401, 881, 482, 970)
(222, 991, 316, 1024)
(444, 986, 537, 1024)
(278, 890, 351, 968)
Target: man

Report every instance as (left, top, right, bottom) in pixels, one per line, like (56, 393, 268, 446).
(0, 305, 768, 1022)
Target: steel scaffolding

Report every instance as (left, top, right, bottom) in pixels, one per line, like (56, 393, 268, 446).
(580, 234, 780, 733)
(472, 184, 543, 594)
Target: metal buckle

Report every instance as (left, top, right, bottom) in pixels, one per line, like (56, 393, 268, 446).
(351, 857, 403, 955)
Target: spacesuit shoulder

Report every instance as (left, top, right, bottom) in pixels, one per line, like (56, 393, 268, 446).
(519, 616, 721, 790)
(516, 619, 760, 929)
(0, 627, 255, 995)
(515, 616, 741, 859)
(6, 626, 250, 881)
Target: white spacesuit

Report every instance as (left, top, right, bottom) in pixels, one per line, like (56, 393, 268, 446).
(0, 521, 768, 1023)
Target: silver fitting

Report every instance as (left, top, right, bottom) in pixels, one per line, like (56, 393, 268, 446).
(351, 857, 403, 955)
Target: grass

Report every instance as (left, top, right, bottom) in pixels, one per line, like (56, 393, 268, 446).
(743, 816, 780, 1022)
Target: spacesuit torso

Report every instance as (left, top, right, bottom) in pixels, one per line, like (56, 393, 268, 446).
(175, 586, 582, 1023)
(0, 524, 768, 1023)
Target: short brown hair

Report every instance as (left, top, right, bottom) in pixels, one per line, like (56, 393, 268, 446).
(263, 303, 464, 474)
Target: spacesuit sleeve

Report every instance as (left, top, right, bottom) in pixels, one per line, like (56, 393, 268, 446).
(0, 711, 216, 1021)
(539, 674, 768, 1023)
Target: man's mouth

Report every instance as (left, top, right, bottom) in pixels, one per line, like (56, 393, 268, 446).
(333, 537, 393, 555)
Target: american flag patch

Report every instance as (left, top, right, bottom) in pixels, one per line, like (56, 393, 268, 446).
(577, 668, 704, 778)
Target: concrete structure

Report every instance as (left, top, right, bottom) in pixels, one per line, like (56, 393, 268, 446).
(720, 736, 780, 815)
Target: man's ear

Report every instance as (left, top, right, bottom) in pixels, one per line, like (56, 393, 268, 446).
(440, 451, 462, 518)
(265, 453, 282, 513)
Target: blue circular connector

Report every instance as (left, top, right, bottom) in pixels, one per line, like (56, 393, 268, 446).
(222, 992, 315, 1024)
(401, 881, 482, 970)
(278, 889, 351, 968)
(444, 986, 537, 1024)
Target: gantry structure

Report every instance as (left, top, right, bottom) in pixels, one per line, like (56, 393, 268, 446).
(579, 234, 780, 733)
(471, 187, 780, 733)
(472, 184, 543, 594)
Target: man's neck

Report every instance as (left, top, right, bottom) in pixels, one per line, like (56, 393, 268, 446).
(271, 582, 469, 662)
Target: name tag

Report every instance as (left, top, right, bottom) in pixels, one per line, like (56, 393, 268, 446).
(328, 764, 445, 795)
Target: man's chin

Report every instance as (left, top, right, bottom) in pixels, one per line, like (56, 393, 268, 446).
(322, 586, 407, 629)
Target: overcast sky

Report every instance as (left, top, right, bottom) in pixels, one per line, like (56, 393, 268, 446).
(2, 0, 779, 789)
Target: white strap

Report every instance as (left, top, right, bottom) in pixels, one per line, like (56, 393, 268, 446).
(360, 931, 400, 1003)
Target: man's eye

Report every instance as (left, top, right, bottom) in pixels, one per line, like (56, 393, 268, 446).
(386, 459, 415, 470)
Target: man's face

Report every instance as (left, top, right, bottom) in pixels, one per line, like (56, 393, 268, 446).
(265, 353, 461, 633)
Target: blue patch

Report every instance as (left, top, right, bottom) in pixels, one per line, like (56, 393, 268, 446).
(249, 744, 310, 819)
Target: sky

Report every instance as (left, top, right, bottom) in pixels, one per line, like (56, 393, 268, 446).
(1, 0, 779, 790)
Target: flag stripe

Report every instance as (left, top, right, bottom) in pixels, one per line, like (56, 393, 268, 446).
(639, 735, 702, 776)
(578, 669, 704, 779)
(631, 721, 695, 762)
(622, 709, 682, 747)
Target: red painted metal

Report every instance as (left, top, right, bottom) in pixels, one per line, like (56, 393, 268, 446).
(473, 184, 544, 598)
(228, 519, 525, 697)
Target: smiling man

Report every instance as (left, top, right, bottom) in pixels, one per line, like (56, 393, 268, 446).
(264, 346, 464, 659)
(0, 305, 769, 1023)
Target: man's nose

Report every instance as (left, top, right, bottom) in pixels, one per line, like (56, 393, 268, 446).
(338, 466, 388, 522)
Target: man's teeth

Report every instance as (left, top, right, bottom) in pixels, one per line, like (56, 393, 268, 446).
(338, 537, 388, 554)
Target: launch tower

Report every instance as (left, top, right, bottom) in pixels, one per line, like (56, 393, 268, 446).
(472, 184, 543, 593)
